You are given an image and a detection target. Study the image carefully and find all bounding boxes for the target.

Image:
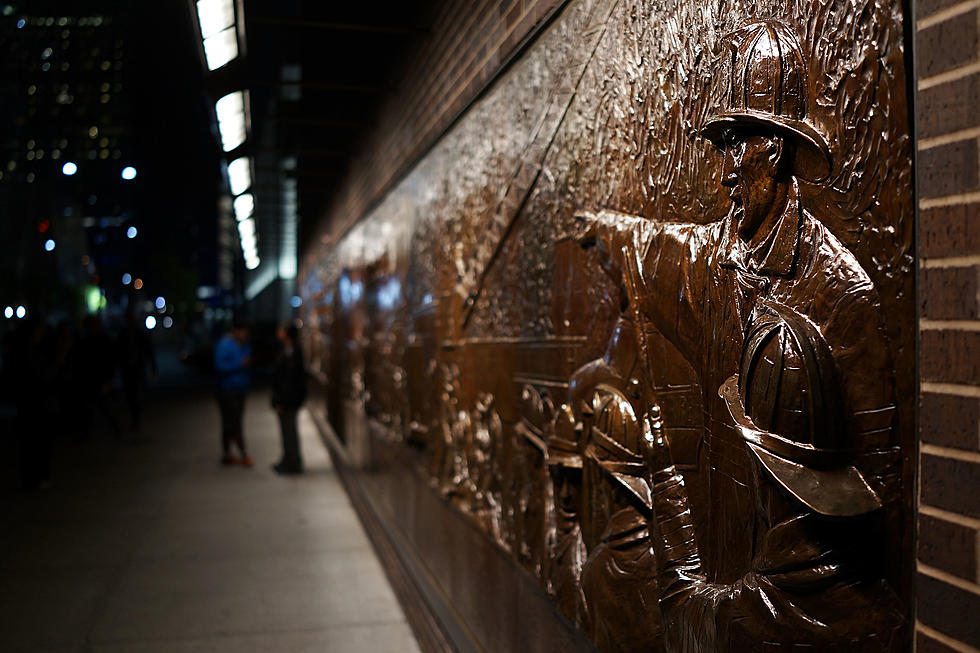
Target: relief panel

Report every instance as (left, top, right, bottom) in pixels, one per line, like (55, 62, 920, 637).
(300, 0, 914, 649)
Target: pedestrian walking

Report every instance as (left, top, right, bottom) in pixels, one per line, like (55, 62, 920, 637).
(271, 323, 307, 474)
(214, 319, 252, 466)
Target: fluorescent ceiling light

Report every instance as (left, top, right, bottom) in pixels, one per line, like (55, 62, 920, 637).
(215, 91, 246, 152)
(233, 192, 254, 220)
(227, 157, 251, 195)
(237, 216, 255, 238)
(197, 0, 235, 39)
(203, 27, 238, 71)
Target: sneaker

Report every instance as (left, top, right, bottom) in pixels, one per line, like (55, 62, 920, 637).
(240, 455, 254, 467)
(273, 463, 303, 475)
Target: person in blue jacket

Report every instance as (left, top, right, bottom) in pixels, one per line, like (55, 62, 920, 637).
(214, 319, 253, 466)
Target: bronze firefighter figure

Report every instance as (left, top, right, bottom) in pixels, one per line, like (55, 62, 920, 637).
(573, 20, 905, 652)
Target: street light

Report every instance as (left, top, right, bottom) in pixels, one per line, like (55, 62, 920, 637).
(121, 166, 137, 180)
(62, 161, 77, 175)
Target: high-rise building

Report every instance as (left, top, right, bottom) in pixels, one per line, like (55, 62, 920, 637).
(1, 3, 134, 316)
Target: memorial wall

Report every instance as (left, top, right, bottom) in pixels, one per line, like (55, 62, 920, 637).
(299, 0, 915, 650)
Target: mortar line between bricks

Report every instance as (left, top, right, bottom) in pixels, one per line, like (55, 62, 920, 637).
(919, 126, 980, 150)
(921, 381, 980, 397)
(915, 621, 980, 653)
(922, 442, 980, 463)
(917, 0, 980, 31)
(923, 255, 980, 268)
(918, 562, 980, 595)
(920, 190, 980, 209)
(920, 503, 980, 529)
(919, 61, 980, 90)
(920, 319, 980, 330)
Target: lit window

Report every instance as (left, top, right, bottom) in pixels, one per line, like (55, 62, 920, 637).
(227, 157, 251, 195)
(215, 91, 246, 151)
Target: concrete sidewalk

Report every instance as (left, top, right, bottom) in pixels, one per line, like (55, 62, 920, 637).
(0, 384, 420, 653)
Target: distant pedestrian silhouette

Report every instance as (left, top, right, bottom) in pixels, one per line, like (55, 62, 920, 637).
(271, 324, 307, 474)
(214, 319, 252, 466)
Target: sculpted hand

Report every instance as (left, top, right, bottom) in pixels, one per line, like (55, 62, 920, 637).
(641, 405, 673, 474)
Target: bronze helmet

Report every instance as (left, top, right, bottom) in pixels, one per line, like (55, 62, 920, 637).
(719, 300, 882, 517)
(700, 21, 832, 182)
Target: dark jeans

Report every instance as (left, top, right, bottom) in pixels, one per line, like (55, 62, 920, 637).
(217, 390, 247, 456)
(277, 406, 302, 471)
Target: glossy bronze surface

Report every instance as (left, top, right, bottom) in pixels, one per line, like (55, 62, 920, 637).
(300, 1, 914, 650)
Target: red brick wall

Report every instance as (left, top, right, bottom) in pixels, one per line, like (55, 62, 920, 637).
(915, 0, 980, 650)
(312, 0, 566, 244)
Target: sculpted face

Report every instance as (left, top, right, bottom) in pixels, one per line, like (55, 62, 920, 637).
(719, 130, 787, 244)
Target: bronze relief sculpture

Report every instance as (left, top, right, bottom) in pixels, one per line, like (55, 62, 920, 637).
(300, 2, 913, 650)
(572, 20, 903, 651)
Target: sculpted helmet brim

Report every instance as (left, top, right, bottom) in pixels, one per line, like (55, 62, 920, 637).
(719, 375, 882, 517)
(701, 110, 832, 182)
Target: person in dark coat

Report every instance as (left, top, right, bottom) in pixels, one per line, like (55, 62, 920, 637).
(271, 323, 307, 474)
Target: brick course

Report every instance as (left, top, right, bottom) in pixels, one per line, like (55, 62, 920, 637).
(918, 513, 978, 580)
(918, 73, 980, 139)
(920, 266, 979, 319)
(917, 573, 980, 645)
(920, 202, 980, 258)
(920, 392, 980, 450)
(920, 329, 980, 384)
(917, 9, 979, 79)
(918, 138, 980, 199)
